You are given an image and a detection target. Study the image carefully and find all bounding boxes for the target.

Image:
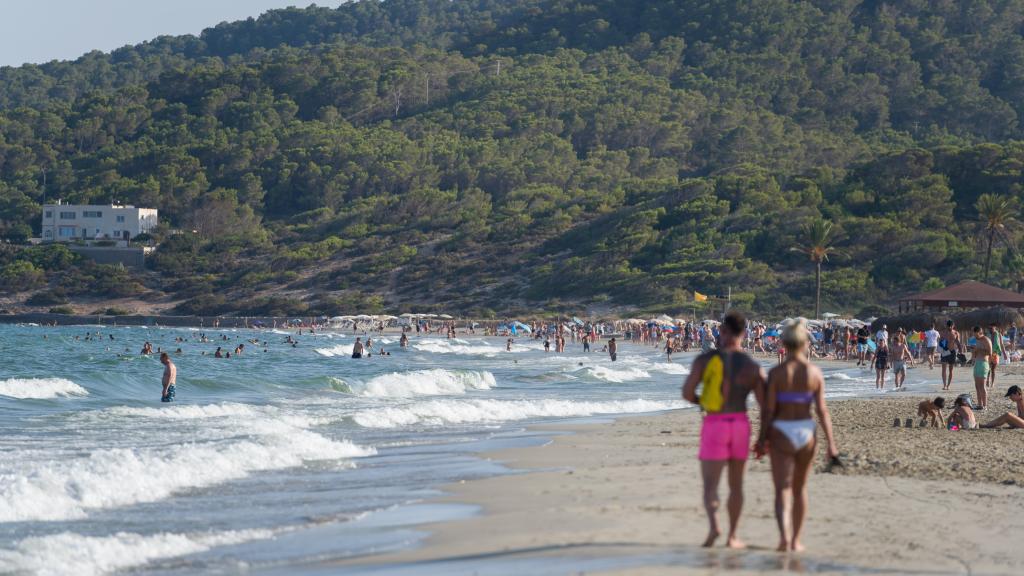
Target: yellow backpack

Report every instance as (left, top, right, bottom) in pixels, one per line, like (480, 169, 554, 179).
(699, 352, 726, 412)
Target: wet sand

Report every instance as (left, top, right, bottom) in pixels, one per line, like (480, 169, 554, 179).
(338, 356, 1024, 575)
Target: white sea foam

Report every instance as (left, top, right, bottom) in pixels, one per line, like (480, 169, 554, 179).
(314, 344, 353, 357)
(411, 339, 507, 355)
(0, 528, 273, 576)
(0, 378, 88, 399)
(583, 365, 651, 383)
(101, 403, 318, 428)
(0, 409, 373, 522)
(352, 398, 682, 428)
(350, 369, 496, 398)
(648, 362, 690, 375)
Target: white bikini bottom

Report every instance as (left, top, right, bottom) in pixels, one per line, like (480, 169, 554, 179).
(773, 419, 816, 450)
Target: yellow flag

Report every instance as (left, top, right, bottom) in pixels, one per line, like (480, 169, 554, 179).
(694, 291, 708, 302)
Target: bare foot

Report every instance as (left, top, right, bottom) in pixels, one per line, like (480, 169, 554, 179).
(791, 541, 805, 553)
(702, 528, 721, 548)
(776, 541, 789, 552)
(726, 536, 746, 549)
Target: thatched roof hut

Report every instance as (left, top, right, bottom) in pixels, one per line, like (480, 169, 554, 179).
(949, 306, 1024, 330)
(870, 312, 948, 333)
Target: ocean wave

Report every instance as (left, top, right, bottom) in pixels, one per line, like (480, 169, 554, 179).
(348, 369, 496, 398)
(582, 365, 651, 383)
(0, 528, 273, 576)
(352, 398, 682, 428)
(648, 362, 690, 375)
(0, 413, 373, 522)
(410, 339, 507, 355)
(101, 402, 319, 428)
(313, 344, 352, 357)
(0, 378, 88, 399)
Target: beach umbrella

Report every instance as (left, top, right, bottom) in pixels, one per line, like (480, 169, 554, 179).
(438, 314, 453, 319)
(399, 313, 415, 318)
(951, 306, 1023, 330)
(657, 314, 675, 323)
(871, 312, 946, 333)
(821, 312, 840, 318)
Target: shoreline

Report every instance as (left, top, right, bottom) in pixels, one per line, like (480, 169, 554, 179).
(338, 361, 1024, 575)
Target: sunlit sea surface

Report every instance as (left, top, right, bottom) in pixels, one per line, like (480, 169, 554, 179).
(0, 324, 931, 575)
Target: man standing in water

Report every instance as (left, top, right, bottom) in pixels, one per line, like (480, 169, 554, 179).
(160, 352, 176, 402)
(608, 337, 617, 361)
(682, 311, 766, 549)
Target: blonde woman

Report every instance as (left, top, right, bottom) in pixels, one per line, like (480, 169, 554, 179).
(756, 319, 839, 552)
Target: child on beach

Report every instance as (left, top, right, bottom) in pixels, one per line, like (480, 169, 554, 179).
(948, 395, 977, 430)
(917, 397, 945, 428)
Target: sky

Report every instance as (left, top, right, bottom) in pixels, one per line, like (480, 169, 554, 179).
(0, 1, 346, 67)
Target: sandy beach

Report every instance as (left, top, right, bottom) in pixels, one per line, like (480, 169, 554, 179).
(342, 358, 1024, 575)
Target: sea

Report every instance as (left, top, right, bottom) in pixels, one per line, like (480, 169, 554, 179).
(0, 324, 933, 575)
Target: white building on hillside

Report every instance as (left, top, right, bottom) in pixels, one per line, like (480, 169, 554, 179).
(41, 202, 158, 242)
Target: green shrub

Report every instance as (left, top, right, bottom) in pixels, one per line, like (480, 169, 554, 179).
(26, 289, 69, 306)
(48, 306, 75, 315)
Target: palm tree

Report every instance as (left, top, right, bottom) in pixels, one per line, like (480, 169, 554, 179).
(976, 194, 1018, 283)
(792, 219, 837, 320)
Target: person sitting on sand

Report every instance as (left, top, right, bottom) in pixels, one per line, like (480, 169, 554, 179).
(948, 395, 977, 430)
(917, 397, 946, 428)
(682, 311, 766, 549)
(756, 319, 838, 553)
(980, 385, 1024, 429)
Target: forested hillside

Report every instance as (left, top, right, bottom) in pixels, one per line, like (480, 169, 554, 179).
(1, 0, 1023, 317)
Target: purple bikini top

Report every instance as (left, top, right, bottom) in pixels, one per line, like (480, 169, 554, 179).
(777, 390, 814, 404)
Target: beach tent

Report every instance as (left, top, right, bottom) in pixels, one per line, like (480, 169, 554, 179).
(571, 317, 584, 326)
(511, 321, 532, 333)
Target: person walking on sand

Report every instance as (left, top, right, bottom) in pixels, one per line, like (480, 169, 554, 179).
(891, 332, 912, 389)
(874, 337, 889, 390)
(987, 323, 1003, 390)
(923, 324, 940, 370)
(682, 311, 766, 549)
(981, 385, 1024, 428)
(756, 319, 839, 553)
(971, 326, 993, 410)
(160, 352, 176, 402)
(939, 320, 962, 391)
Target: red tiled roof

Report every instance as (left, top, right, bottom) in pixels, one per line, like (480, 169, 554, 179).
(902, 280, 1024, 305)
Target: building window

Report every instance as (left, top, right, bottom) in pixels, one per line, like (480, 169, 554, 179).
(59, 212, 76, 220)
(112, 230, 120, 237)
(116, 215, 125, 223)
(44, 230, 52, 238)
(83, 210, 102, 218)
(58, 226, 75, 238)
(44, 211, 52, 219)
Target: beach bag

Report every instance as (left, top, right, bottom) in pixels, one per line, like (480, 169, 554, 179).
(699, 351, 733, 412)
